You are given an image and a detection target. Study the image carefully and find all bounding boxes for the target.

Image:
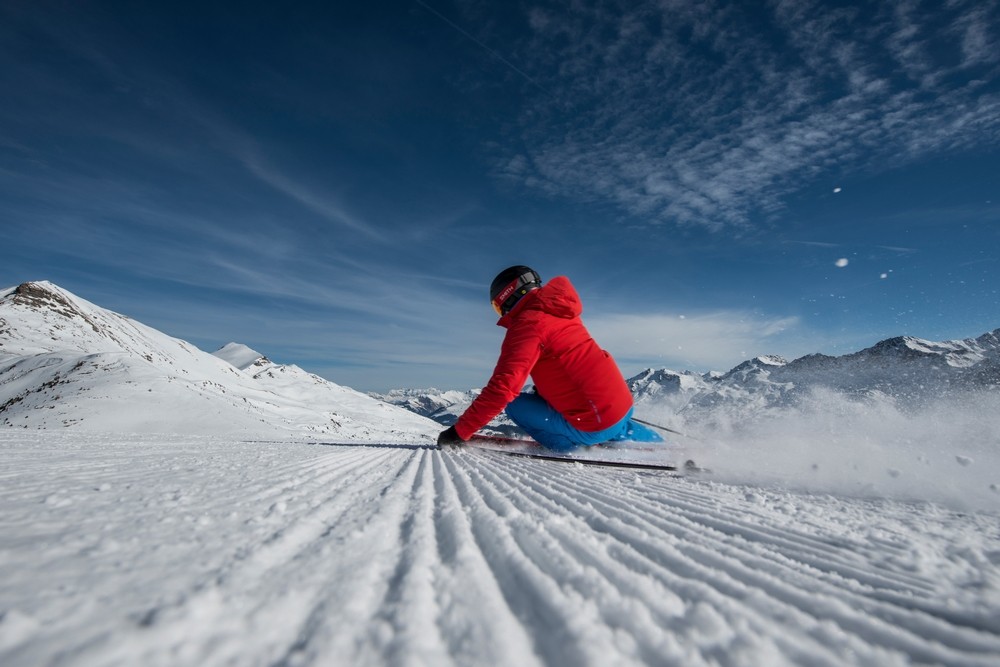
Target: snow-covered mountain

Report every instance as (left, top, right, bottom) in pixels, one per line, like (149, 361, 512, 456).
(0, 281, 437, 441)
(624, 330, 1000, 427)
(371, 387, 479, 422)
(372, 387, 525, 436)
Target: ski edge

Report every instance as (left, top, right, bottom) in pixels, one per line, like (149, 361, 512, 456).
(455, 434, 702, 472)
(486, 447, 681, 471)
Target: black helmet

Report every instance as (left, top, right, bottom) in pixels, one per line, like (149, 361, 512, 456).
(490, 265, 542, 315)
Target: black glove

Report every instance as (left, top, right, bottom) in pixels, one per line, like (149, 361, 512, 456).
(437, 425, 465, 446)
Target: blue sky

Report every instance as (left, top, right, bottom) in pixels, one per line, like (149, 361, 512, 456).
(2, 0, 998, 392)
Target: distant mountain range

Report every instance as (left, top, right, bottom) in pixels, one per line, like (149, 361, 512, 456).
(369, 388, 524, 437)
(628, 330, 1000, 426)
(379, 327, 1000, 431)
(0, 281, 436, 440)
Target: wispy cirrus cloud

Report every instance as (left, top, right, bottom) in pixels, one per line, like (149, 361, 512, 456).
(236, 145, 387, 242)
(494, 0, 1000, 230)
(0, 3, 388, 246)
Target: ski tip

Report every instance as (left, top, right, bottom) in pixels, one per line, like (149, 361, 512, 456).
(683, 459, 711, 474)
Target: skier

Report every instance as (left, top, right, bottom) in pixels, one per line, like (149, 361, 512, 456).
(438, 266, 662, 450)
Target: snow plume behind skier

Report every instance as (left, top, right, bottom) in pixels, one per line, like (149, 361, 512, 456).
(437, 266, 661, 450)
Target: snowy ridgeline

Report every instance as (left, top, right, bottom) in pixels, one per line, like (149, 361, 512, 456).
(0, 282, 438, 442)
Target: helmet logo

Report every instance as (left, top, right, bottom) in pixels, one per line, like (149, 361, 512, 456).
(493, 279, 519, 309)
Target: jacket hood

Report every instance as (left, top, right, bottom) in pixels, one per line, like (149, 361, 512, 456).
(499, 275, 580, 326)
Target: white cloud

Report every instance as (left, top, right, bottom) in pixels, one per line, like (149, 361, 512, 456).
(586, 310, 801, 372)
(237, 148, 386, 241)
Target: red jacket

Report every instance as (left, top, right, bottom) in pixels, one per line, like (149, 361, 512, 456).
(454, 276, 633, 440)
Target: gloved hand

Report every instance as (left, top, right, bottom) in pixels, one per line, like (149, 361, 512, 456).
(437, 425, 465, 446)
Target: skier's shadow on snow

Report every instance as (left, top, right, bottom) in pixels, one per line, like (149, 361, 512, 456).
(310, 442, 439, 451)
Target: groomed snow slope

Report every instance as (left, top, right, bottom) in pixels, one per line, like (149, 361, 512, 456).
(2, 432, 998, 667)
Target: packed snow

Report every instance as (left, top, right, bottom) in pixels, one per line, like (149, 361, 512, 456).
(2, 432, 998, 666)
(2, 281, 1000, 665)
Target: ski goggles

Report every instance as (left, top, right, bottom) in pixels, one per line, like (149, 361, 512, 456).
(491, 272, 539, 316)
(491, 277, 521, 316)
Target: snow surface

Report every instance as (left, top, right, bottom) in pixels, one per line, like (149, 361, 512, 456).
(2, 431, 999, 666)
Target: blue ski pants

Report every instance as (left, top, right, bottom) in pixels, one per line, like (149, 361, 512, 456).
(504, 392, 663, 451)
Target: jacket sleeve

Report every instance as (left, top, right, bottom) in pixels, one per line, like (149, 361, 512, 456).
(454, 322, 542, 440)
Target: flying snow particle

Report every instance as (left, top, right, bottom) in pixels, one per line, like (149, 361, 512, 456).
(834, 187, 842, 193)
(835, 258, 849, 268)
(880, 273, 888, 279)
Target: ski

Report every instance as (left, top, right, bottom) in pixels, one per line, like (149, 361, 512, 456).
(452, 434, 702, 472)
(486, 448, 682, 471)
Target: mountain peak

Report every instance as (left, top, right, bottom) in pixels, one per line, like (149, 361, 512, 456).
(11, 281, 64, 302)
(867, 335, 928, 354)
(4, 280, 102, 336)
(11, 281, 84, 316)
(721, 355, 788, 380)
(627, 368, 682, 384)
(213, 342, 268, 371)
(858, 334, 987, 368)
(976, 328, 1000, 347)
